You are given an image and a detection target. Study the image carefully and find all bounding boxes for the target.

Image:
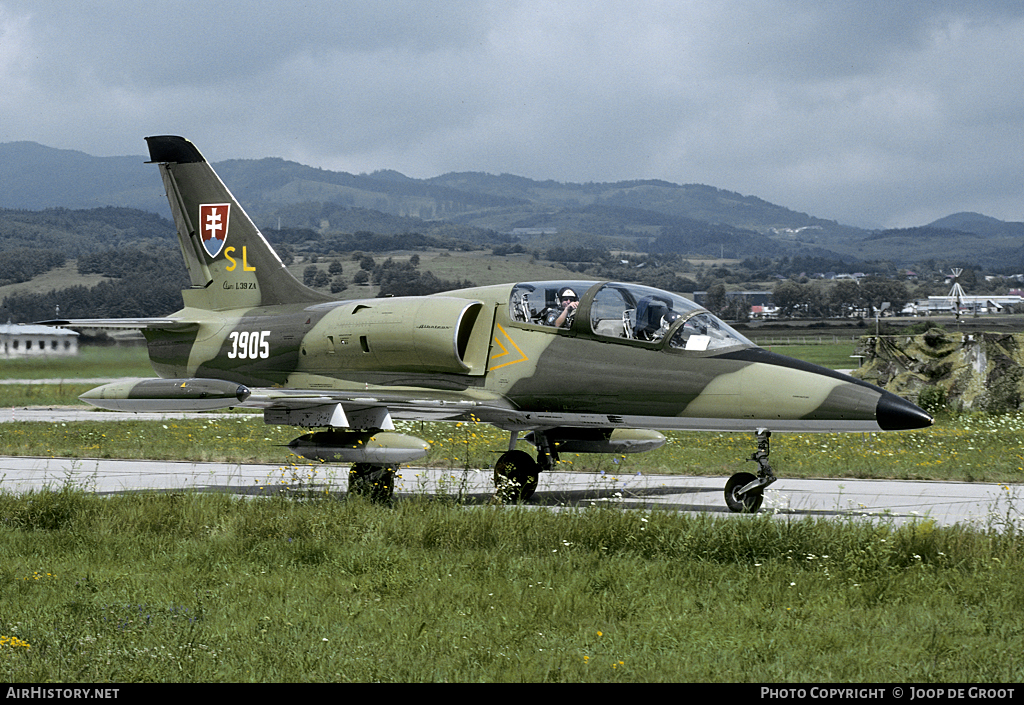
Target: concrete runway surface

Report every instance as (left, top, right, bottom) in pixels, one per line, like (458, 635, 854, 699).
(2, 402, 1020, 528)
(0, 454, 1019, 529)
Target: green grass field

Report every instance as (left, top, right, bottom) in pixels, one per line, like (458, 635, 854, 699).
(761, 342, 859, 369)
(1, 489, 1022, 682)
(0, 345, 154, 381)
(3, 341, 1024, 682)
(0, 413, 1021, 484)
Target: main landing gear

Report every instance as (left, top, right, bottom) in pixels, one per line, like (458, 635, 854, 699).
(348, 463, 397, 504)
(724, 429, 778, 513)
(493, 431, 547, 502)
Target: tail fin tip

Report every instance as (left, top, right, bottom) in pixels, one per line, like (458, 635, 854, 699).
(145, 135, 205, 164)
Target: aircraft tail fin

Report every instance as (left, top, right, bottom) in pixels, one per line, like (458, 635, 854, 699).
(146, 135, 331, 311)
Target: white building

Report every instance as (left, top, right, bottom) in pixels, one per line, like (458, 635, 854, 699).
(0, 323, 79, 358)
(902, 295, 1024, 316)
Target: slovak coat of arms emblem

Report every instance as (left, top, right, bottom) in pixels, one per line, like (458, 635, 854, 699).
(199, 203, 230, 258)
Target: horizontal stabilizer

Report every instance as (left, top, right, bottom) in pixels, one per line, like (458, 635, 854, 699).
(39, 318, 199, 332)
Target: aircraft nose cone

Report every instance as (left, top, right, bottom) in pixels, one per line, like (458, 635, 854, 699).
(876, 391, 933, 431)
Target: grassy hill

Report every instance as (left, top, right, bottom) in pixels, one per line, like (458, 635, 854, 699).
(10, 140, 1024, 269)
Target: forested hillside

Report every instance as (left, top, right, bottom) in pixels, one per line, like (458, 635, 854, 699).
(5, 140, 1024, 269)
(0, 207, 175, 256)
(0, 205, 490, 322)
(3, 141, 1024, 326)
(0, 249, 66, 287)
(0, 246, 188, 322)
(0, 208, 181, 322)
(0, 141, 163, 213)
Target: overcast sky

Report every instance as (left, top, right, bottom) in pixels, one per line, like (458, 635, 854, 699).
(2, 1, 1022, 228)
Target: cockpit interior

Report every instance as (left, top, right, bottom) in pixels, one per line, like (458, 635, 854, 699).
(508, 281, 753, 352)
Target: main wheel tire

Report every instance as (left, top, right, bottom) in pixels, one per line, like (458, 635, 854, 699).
(493, 450, 539, 502)
(348, 463, 396, 504)
(725, 471, 764, 513)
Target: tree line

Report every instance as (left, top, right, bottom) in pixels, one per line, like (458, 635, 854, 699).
(1, 246, 187, 323)
(0, 207, 175, 258)
(363, 256, 475, 297)
(0, 204, 1009, 325)
(0, 248, 66, 286)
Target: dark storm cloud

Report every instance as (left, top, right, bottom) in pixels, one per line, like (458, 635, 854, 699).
(2, 1, 1022, 227)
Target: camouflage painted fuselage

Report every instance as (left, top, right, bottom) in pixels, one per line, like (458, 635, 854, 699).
(75, 136, 931, 440)
(139, 280, 926, 435)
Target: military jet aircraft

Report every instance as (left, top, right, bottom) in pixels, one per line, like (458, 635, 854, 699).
(47, 136, 932, 510)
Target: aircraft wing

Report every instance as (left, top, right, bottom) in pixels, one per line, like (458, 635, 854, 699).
(76, 376, 690, 434)
(249, 386, 525, 428)
(77, 377, 528, 429)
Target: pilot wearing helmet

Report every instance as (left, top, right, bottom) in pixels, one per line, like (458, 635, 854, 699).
(544, 287, 579, 328)
(653, 310, 682, 341)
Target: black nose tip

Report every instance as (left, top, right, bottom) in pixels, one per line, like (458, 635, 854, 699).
(876, 392, 933, 431)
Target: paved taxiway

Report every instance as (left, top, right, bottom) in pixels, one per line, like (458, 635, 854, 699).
(1, 454, 1018, 529)
(3, 403, 1019, 528)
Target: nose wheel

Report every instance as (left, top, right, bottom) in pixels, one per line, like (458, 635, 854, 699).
(724, 429, 777, 513)
(725, 472, 764, 513)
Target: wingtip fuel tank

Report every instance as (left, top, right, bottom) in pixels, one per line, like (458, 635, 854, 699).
(79, 378, 250, 412)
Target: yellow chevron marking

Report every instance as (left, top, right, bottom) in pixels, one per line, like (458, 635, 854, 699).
(488, 323, 529, 371)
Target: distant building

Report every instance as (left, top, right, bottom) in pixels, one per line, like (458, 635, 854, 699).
(0, 323, 79, 358)
(750, 304, 780, 319)
(902, 295, 1024, 316)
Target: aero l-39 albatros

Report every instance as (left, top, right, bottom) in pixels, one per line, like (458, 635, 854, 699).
(47, 136, 932, 510)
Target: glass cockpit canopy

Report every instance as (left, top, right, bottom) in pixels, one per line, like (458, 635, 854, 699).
(509, 281, 754, 351)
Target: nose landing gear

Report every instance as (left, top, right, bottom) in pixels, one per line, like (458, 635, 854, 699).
(725, 429, 778, 513)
